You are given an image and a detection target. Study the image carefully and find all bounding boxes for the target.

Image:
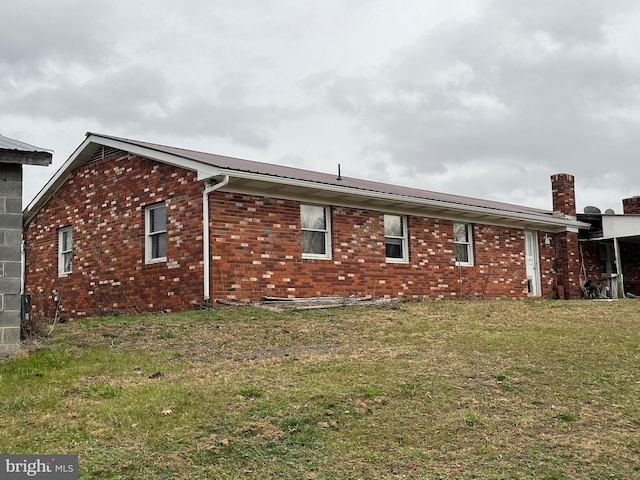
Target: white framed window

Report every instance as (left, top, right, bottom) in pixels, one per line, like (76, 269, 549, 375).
(146, 203, 167, 263)
(454, 223, 474, 266)
(301, 204, 331, 259)
(384, 214, 408, 262)
(58, 226, 73, 276)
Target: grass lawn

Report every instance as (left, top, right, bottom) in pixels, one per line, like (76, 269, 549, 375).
(1, 299, 640, 479)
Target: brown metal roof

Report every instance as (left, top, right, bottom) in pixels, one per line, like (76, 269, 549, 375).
(93, 133, 551, 218)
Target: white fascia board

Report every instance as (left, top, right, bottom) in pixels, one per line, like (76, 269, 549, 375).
(214, 168, 590, 232)
(600, 215, 640, 239)
(87, 135, 219, 179)
(24, 136, 94, 223)
(24, 134, 220, 223)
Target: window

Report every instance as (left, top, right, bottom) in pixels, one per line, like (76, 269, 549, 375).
(146, 203, 167, 263)
(599, 242, 617, 277)
(301, 204, 331, 259)
(454, 223, 474, 266)
(58, 227, 73, 276)
(385, 214, 408, 262)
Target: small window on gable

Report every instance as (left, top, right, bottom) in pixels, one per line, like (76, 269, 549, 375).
(454, 222, 474, 266)
(58, 226, 73, 276)
(146, 203, 167, 263)
(385, 214, 408, 262)
(301, 204, 331, 259)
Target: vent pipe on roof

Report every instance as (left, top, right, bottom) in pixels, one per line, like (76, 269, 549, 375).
(203, 175, 229, 304)
(337, 164, 342, 181)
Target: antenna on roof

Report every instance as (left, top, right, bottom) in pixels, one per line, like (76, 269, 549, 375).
(583, 205, 601, 214)
(337, 164, 342, 181)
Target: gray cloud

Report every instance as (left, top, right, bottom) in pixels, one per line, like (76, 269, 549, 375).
(307, 0, 640, 209)
(0, 0, 117, 77)
(7, 0, 640, 213)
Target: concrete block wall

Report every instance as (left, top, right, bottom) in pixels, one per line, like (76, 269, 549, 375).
(0, 164, 23, 354)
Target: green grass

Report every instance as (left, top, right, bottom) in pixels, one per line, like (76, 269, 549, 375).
(2, 300, 640, 479)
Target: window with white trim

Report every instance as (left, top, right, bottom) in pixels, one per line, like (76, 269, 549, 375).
(454, 223, 474, 266)
(146, 203, 167, 263)
(301, 204, 331, 259)
(384, 214, 408, 262)
(58, 226, 73, 276)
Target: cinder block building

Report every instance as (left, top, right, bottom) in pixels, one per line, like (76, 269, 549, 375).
(0, 135, 51, 354)
(23, 133, 591, 321)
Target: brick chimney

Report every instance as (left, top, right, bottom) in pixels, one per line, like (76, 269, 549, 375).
(550, 173, 580, 299)
(551, 173, 576, 217)
(622, 196, 640, 214)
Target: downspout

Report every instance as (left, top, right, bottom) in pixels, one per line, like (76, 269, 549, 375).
(202, 175, 229, 305)
(21, 239, 25, 295)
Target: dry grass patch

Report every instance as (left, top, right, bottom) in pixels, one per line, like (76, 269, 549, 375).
(1, 300, 640, 479)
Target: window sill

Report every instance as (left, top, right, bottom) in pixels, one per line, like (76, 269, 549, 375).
(145, 257, 167, 266)
(455, 262, 474, 267)
(386, 258, 409, 264)
(302, 255, 331, 261)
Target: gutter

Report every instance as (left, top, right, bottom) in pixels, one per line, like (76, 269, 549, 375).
(213, 168, 590, 232)
(202, 175, 229, 304)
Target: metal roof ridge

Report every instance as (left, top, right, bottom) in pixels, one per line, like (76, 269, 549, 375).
(86, 132, 554, 218)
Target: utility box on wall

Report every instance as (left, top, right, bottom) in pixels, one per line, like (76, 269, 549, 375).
(0, 135, 51, 355)
(21, 294, 32, 322)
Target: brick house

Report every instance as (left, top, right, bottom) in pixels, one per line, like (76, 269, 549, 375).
(23, 133, 589, 320)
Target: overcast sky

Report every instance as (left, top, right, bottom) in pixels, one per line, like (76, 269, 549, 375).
(4, 0, 640, 213)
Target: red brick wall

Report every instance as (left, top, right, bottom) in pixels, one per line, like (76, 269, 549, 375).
(622, 197, 640, 214)
(620, 241, 640, 293)
(24, 152, 206, 319)
(195, 196, 546, 301)
(579, 241, 601, 286)
(551, 173, 576, 217)
(549, 173, 581, 298)
(25, 153, 556, 320)
(552, 231, 581, 298)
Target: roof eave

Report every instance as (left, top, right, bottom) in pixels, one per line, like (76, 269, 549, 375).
(23, 133, 220, 224)
(24, 132, 588, 234)
(0, 149, 52, 166)
(209, 169, 589, 232)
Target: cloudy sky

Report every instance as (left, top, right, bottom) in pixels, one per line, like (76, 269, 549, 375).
(4, 0, 640, 213)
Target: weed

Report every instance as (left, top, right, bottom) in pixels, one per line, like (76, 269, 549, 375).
(1, 300, 639, 479)
(238, 386, 264, 399)
(361, 386, 384, 399)
(80, 383, 122, 399)
(554, 412, 578, 422)
(463, 412, 483, 427)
